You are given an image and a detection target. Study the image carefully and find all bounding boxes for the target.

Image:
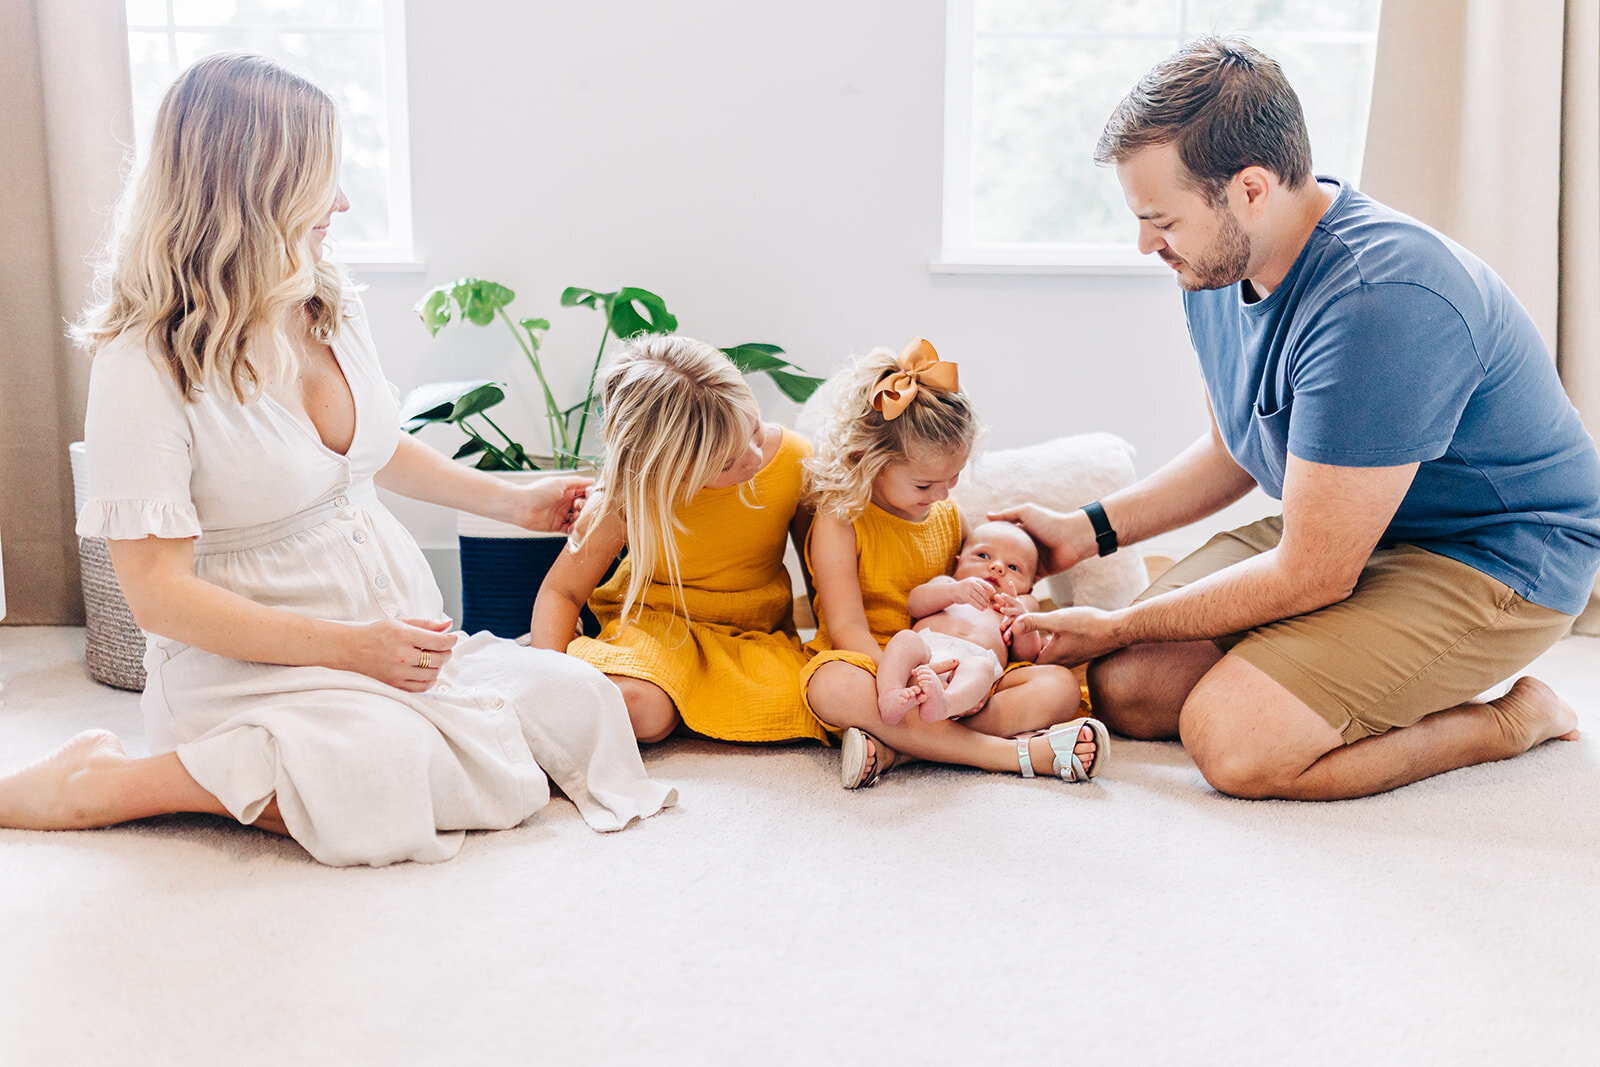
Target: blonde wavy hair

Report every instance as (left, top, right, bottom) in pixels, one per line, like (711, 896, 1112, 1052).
(571, 335, 762, 628)
(76, 51, 347, 401)
(803, 347, 979, 523)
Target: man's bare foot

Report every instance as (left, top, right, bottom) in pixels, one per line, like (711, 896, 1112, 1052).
(878, 685, 922, 726)
(1489, 677, 1580, 754)
(915, 665, 951, 722)
(0, 730, 131, 830)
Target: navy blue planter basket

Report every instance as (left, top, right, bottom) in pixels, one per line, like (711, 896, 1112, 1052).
(457, 534, 603, 639)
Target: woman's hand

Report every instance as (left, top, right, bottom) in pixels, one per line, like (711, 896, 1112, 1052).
(511, 475, 592, 534)
(339, 616, 459, 692)
(985, 505, 1095, 576)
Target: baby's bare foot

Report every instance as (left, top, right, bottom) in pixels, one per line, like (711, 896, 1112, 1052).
(0, 730, 129, 830)
(915, 665, 951, 721)
(1489, 677, 1579, 753)
(878, 685, 922, 725)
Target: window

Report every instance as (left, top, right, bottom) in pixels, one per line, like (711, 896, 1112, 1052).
(124, 0, 415, 264)
(941, 0, 1383, 271)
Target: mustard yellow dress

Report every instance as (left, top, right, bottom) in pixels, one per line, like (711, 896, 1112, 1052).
(798, 500, 965, 714)
(798, 499, 1082, 721)
(567, 429, 828, 743)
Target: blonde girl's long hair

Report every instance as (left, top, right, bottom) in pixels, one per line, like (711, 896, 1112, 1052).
(75, 51, 347, 401)
(572, 335, 762, 628)
(803, 345, 979, 523)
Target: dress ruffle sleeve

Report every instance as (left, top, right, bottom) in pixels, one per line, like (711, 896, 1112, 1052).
(76, 498, 202, 540)
(75, 336, 198, 540)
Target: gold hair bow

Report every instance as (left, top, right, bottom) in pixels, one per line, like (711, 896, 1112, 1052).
(871, 338, 960, 420)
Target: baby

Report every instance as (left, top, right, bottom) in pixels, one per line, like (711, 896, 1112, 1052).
(876, 520, 1051, 724)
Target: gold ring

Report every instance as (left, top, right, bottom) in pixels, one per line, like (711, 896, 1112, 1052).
(418, 649, 432, 669)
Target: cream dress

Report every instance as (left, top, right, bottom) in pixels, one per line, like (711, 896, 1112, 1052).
(75, 301, 675, 866)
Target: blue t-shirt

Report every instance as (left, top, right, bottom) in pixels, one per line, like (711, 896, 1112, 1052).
(1184, 178, 1600, 615)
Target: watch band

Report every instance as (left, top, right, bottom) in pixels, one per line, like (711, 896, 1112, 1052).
(1081, 501, 1118, 557)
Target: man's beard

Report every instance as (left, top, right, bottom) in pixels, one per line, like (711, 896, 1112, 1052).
(1166, 205, 1252, 292)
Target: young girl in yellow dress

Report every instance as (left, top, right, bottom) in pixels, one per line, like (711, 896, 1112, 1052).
(801, 339, 1110, 787)
(531, 335, 826, 744)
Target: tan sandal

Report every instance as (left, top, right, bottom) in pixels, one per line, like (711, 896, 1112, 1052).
(1016, 717, 1110, 782)
(840, 727, 892, 789)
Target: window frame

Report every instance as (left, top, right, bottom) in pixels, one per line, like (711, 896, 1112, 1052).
(124, 0, 419, 268)
(938, 0, 1378, 275)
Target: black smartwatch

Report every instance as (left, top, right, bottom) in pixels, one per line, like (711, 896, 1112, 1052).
(1081, 501, 1118, 557)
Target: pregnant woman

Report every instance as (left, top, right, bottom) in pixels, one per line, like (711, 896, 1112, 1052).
(0, 52, 674, 865)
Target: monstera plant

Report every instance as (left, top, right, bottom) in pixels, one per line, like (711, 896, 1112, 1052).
(403, 279, 823, 470)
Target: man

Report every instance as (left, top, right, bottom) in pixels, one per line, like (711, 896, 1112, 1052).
(1001, 37, 1600, 800)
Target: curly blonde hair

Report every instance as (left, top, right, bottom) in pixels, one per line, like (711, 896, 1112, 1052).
(76, 52, 347, 401)
(803, 346, 979, 523)
(571, 335, 761, 628)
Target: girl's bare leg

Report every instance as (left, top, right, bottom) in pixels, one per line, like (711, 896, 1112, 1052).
(808, 662, 1097, 778)
(962, 664, 1083, 739)
(0, 730, 287, 835)
(608, 675, 681, 743)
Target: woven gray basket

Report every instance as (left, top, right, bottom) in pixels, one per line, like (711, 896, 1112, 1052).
(78, 535, 147, 691)
(70, 442, 147, 692)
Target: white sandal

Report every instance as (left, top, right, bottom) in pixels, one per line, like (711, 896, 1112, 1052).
(1016, 717, 1110, 782)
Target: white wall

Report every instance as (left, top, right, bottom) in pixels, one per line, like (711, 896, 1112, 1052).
(361, 0, 1274, 562)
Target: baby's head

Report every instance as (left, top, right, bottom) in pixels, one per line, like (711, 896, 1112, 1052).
(578, 334, 761, 624)
(804, 339, 980, 523)
(952, 521, 1040, 598)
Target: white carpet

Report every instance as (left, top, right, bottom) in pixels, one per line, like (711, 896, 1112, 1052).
(2, 625, 1597, 1066)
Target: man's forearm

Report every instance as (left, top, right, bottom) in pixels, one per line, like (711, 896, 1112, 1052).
(1105, 546, 1338, 646)
(1097, 432, 1256, 551)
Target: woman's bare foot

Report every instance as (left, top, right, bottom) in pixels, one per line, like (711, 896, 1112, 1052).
(1489, 677, 1580, 753)
(0, 730, 131, 830)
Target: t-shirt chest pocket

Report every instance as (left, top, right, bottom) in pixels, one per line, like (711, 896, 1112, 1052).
(1248, 400, 1293, 492)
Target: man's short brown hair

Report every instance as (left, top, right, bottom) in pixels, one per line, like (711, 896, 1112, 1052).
(1094, 37, 1313, 203)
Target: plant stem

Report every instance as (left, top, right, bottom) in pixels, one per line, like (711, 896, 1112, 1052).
(496, 306, 569, 458)
(476, 412, 548, 469)
(460, 419, 525, 470)
(572, 309, 611, 462)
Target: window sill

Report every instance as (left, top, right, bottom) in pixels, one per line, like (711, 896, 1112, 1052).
(343, 257, 428, 274)
(930, 250, 1171, 276)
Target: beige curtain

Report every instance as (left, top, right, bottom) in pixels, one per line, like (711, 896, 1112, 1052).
(1361, 0, 1600, 632)
(0, 0, 132, 624)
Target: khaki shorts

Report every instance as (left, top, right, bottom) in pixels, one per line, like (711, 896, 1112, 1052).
(1141, 517, 1574, 743)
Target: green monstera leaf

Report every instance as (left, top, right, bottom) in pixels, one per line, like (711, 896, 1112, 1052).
(721, 344, 823, 402)
(451, 278, 516, 326)
(562, 286, 677, 339)
(397, 379, 505, 430)
(608, 287, 677, 338)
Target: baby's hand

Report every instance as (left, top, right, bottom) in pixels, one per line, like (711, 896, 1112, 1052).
(993, 592, 1027, 618)
(951, 576, 995, 610)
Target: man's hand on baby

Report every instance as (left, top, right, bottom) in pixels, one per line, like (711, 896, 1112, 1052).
(985, 505, 1094, 576)
(1011, 606, 1119, 667)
